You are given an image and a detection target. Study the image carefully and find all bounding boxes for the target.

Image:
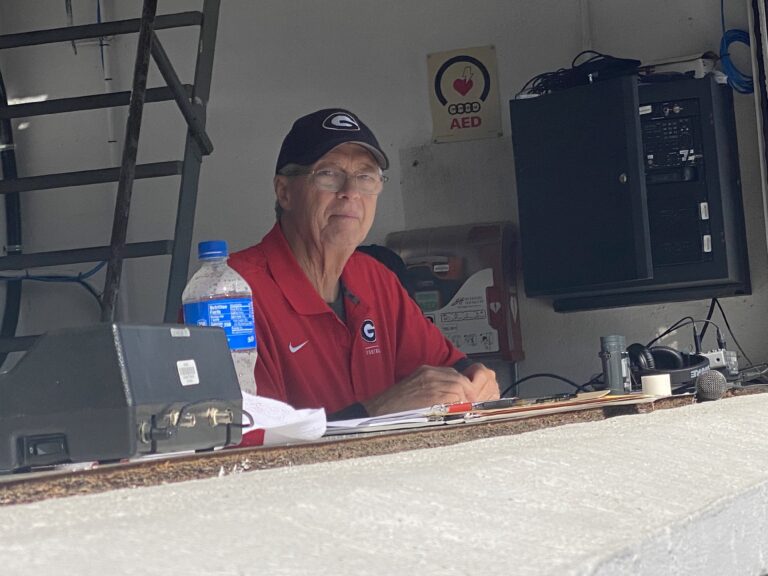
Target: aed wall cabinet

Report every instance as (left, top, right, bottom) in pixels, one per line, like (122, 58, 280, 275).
(386, 222, 524, 363)
(509, 75, 749, 311)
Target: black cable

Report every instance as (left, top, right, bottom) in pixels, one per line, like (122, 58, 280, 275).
(645, 316, 695, 347)
(21, 276, 102, 308)
(739, 363, 768, 384)
(515, 68, 569, 98)
(645, 318, 723, 350)
(232, 410, 255, 428)
(501, 372, 583, 398)
(699, 298, 718, 342)
(579, 372, 605, 392)
(159, 400, 242, 437)
(571, 50, 607, 67)
(712, 298, 753, 366)
(515, 50, 640, 98)
(74, 279, 102, 307)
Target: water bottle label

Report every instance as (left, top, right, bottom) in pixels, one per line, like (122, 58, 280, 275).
(183, 298, 257, 351)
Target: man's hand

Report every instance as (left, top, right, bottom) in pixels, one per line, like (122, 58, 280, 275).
(462, 362, 500, 403)
(361, 362, 499, 417)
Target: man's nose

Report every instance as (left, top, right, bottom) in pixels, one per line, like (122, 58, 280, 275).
(336, 176, 362, 198)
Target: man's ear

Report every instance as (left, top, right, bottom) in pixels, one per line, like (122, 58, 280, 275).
(274, 175, 291, 212)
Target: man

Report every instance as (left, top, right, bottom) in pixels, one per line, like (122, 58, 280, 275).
(229, 108, 499, 419)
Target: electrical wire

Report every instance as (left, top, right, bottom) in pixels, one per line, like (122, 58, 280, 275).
(580, 372, 605, 392)
(505, 307, 754, 399)
(647, 305, 753, 370)
(0, 261, 106, 308)
(25, 277, 102, 307)
(501, 372, 584, 398)
(515, 50, 640, 98)
(645, 318, 724, 350)
(232, 410, 255, 428)
(720, 0, 754, 93)
(711, 298, 754, 366)
(571, 50, 606, 68)
(699, 298, 718, 342)
(739, 363, 768, 384)
(645, 316, 695, 348)
(148, 400, 222, 442)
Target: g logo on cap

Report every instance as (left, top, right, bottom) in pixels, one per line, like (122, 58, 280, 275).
(361, 319, 376, 343)
(323, 112, 361, 131)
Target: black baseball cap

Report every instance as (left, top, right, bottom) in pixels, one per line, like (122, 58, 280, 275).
(275, 108, 389, 173)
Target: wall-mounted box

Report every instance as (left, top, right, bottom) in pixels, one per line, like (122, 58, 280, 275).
(386, 222, 524, 362)
(509, 75, 749, 311)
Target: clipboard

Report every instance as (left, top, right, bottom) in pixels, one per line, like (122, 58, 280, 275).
(324, 391, 657, 436)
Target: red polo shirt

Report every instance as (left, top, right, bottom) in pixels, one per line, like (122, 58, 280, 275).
(228, 224, 466, 413)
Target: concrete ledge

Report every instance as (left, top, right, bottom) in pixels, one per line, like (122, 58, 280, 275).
(0, 392, 696, 506)
(0, 394, 767, 574)
(596, 480, 768, 575)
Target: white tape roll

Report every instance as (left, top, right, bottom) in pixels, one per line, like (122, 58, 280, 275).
(641, 373, 672, 396)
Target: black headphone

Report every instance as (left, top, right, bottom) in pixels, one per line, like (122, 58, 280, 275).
(627, 343, 710, 390)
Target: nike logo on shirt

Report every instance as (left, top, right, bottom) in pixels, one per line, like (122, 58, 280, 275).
(289, 340, 308, 353)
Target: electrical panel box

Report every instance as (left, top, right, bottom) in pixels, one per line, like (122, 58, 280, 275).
(386, 222, 524, 362)
(509, 75, 749, 311)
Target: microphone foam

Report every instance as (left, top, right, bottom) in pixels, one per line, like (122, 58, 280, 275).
(695, 369, 728, 402)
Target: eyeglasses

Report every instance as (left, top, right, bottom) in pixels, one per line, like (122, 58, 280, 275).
(295, 168, 388, 195)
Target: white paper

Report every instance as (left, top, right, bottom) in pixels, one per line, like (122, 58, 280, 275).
(324, 407, 438, 436)
(241, 392, 327, 445)
(326, 407, 430, 428)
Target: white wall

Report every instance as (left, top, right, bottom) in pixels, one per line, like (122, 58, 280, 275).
(0, 1, 765, 394)
(396, 0, 768, 394)
(517, 0, 768, 393)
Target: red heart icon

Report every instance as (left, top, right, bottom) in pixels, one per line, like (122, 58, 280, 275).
(453, 78, 473, 96)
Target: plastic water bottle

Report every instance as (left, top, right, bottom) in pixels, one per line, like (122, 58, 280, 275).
(182, 240, 257, 395)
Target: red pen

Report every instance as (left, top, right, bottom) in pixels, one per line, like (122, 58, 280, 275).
(432, 397, 520, 415)
(445, 402, 473, 414)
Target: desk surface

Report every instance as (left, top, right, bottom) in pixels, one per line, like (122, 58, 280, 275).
(1, 387, 768, 576)
(5, 387, 752, 506)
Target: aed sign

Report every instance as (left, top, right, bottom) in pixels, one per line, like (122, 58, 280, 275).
(427, 45, 502, 143)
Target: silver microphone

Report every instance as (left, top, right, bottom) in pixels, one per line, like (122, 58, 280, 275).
(695, 369, 728, 402)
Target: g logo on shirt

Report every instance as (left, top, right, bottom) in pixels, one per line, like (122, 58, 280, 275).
(361, 319, 376, 343)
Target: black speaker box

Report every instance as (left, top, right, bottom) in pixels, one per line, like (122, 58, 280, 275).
(0, 323, 243, 473)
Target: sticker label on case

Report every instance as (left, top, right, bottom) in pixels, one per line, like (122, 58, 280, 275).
(177, 359, 200, 386)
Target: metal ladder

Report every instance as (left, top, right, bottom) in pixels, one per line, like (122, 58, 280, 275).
(0, 0, 220, 353)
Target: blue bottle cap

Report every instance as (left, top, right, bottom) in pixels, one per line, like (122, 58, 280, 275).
(198, 240, 228, 259)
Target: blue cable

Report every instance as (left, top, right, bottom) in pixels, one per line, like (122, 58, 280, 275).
(0, 261, 106, 306)
(9, 260, 107, 283)
(720, 0, 754, 94)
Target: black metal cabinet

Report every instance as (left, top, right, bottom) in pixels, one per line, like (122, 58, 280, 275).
(509, 75, 749, 311)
